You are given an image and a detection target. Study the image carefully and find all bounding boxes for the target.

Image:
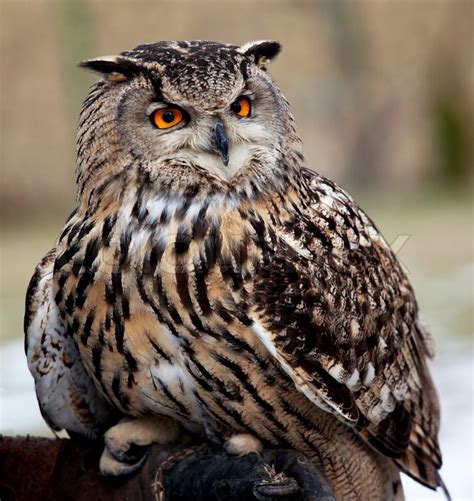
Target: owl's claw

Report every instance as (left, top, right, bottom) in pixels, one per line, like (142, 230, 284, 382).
(104, 436, 149, 464)
(100, 446, 148, 476)
(99, 415, 181, 476)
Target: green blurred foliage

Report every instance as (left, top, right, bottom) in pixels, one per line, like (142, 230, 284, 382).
(54, 0, 96, 121)
(434, 97, 470, 184)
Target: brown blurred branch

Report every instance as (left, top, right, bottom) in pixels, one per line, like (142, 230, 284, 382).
(0, 436, 334, 501)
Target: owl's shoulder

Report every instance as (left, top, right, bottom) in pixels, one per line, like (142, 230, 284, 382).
(270, 168, 410, 302)
(299, 168, 390, 254)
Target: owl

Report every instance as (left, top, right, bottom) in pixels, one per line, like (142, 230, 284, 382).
(25, 40, 447, 499)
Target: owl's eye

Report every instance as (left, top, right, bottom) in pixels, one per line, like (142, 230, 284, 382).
(152, 107, 184, 129)
(231, 96, 251, 118)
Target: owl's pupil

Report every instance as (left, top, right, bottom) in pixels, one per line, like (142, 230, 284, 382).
(162, 111, 175, 123)
(231, 101, 242, 114)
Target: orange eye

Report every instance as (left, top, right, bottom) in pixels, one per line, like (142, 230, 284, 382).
(152, 107, 184, 129)
(231, 96, 251, 117)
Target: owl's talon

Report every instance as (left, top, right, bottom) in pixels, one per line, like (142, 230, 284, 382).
(104, 436, 149, 464)
(100, 446, 148, 476)
(224, 433, 263, 456)
(100, 415, 181, 476)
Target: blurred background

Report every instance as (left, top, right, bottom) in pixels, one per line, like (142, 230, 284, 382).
(0, 1, 472, 499)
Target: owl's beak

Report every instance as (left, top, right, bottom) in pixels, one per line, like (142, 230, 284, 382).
(214, 122, 229, 166)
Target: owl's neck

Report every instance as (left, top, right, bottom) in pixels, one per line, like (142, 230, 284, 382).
(77, 146, 309, 219)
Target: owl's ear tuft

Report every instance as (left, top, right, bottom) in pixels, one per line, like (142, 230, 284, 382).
(239, 40, 281, 70)
(78, 56, 141, 82)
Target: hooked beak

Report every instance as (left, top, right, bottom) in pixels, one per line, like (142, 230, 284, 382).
(214, 122, 229, 166)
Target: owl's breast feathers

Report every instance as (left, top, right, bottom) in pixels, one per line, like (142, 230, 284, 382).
(25, 168, 442, 489)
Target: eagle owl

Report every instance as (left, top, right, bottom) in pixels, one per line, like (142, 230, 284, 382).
(25, 40, 446, 499)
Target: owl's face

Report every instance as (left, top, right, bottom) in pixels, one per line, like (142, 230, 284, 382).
(78, 41, 301, 199)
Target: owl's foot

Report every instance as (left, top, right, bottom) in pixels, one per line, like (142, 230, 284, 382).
(100, 415, 180, 476)
(99, 446, 148, 476)
(224, 433, 263, 456)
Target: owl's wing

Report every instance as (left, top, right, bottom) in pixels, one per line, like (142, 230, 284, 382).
(25, 244, 113, 438)
(250, 169, 442, 489)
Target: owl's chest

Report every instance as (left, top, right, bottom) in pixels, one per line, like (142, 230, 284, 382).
(56, 205, 271, 423)
(123, 206, 264, 328)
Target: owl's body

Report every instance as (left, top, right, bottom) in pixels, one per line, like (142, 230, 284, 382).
(25, 41, 444, 499)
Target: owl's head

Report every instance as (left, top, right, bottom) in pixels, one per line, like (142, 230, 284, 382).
(77, 40, 302, 201)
